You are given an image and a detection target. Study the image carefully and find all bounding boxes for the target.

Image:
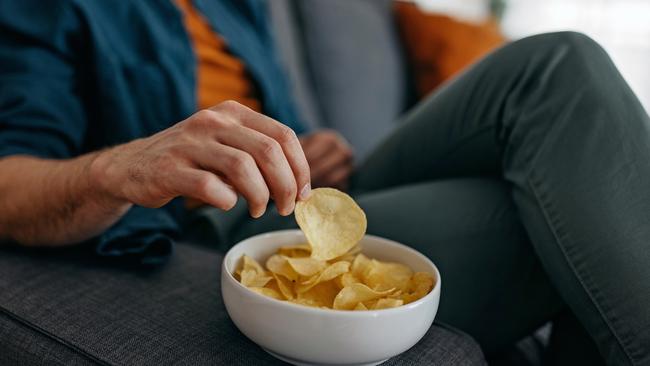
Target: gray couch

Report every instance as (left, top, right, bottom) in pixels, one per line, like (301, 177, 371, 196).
(0, 244, 486, 365)
(0, 1, 488, 365)
(270, 0, 410, 160)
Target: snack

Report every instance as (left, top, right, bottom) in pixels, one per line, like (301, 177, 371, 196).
(235, 188, 435, 310)
(295, 187, 366, 260)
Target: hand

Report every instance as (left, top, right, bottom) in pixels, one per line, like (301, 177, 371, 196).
(299, 130, 354, 190)
(90, 101, 311, 218)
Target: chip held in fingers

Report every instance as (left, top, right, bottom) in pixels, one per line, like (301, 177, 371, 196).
(234, 187, 435, 310)
(295, 188, 367, 261)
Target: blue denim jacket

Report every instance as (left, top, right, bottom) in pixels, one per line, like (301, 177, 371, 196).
(0, 0, 304, 263)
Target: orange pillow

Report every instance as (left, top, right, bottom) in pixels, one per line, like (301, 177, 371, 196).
(394, 2, 506, 97)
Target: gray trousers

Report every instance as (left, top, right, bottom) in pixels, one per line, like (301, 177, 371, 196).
(192, 32, 650, 366)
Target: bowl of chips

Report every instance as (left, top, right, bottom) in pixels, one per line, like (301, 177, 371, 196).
(221, 188, 441, 366)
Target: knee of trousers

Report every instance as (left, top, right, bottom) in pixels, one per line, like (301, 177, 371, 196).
(508, 31, 610, 80)
(539, 31, 603, 53)
(489, 31, 624, 153)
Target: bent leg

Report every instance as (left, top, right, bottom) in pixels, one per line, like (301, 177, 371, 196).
(356, 179, 562, 353)
(353, 32, 650, 365)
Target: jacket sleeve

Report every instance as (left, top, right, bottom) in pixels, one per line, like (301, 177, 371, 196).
(0, 0, 88, 158)
(0, 1, 180, 264)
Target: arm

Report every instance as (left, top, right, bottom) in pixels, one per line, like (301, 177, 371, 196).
(0, 102, 312, 247)
(0, 3, 309, 247)
(300, 130, 354, 190)
(0, 153, 131, 246)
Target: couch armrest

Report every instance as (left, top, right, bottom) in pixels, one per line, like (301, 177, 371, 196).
(0, 243, 485, 365)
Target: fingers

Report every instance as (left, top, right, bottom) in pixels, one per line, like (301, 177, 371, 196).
(301, 133, 334, 162)
(310, 143, 353, 180)
(320, 163, 353, 190)
(214, 122, 298, 216)
(124, 102, 314, 215)
(171, 168, 238, 211)
(191, 142, 270, 218)
(178, 102, 312, 216)
(212, 102, 311, 203)
(301, 131, 353, 179)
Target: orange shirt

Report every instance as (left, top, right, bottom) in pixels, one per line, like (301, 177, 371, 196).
(175, 0, 261, 112)
(176, 0, 262, 209)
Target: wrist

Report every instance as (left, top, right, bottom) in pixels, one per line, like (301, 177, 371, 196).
(87, 148, 131, 209)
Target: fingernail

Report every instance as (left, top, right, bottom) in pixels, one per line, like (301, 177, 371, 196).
(251, 207, 266, 219)
(280, 201, 295, 216)
(299, 183, 311, 201)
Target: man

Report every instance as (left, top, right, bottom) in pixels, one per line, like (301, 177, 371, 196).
(1, 1, 649, 365)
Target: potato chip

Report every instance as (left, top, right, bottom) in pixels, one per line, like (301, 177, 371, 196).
(412, 272, 434, 290)
(353, 302, 368, 311)
(387, 290, 403, 298)
(239, 255, 265, 275)
(409, 272, 435, 299)
(372, 298, 404, 310)
(237, 251, 434, 310)
(351, 253, 371, 277)
(335, 272, 361, 289)
(362, 299, 379, 309)
(265, 275, 283, 291)
(286, 257, 327, 277)
(363, 260, 413, 292)
(249, 287, 284, 300)
(333, 283, 394, 310)
(278, 243, 312, 258)
(295, 188, 367, 260)
(399, 272, 435, 304)
(272, 273, 295, 300)
(330, 245, 362, 263)
(296, 281, 340, 308)
(296, 261, 350, 294)
(235, 188, 435, 310)
(240, 269, 272, 288)
(266, 254, 299, 281)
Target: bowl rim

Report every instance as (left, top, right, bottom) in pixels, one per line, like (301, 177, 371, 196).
(222, 229, 441, 317)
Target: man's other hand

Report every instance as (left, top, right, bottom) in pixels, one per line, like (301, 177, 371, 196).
(299, 130, 354, 190)
(91, 101, 311, 218)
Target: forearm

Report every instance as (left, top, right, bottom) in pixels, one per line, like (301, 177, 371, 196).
(0, 153, 132, 246)
(0, 102, 312, 246)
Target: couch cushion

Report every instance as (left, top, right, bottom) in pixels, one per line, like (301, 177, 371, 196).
(0, 311, 94, 365)
(0, 244, 486, 365)
(293, 0, 409, 160)
(394, 2, 506, 97)
(268, 0, 323, 131)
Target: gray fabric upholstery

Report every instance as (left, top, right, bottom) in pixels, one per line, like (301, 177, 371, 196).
(0, 244, 486, 365)
(293, 0, 409, 159)
(0, 312, 94, 366)
(268, 0, 323, 131)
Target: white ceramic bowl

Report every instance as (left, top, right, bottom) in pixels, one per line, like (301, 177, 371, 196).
(221, 230, 441, 366)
